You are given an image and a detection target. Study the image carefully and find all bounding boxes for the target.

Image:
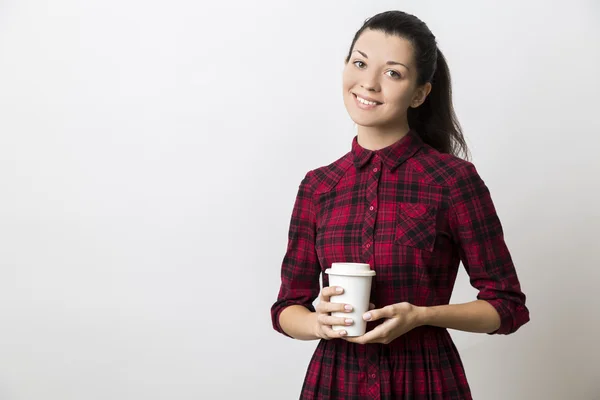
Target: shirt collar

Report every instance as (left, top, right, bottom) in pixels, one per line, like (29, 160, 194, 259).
(351, 129, 423, 171)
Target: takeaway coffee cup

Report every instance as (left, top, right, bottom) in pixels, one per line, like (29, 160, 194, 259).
(324, 262, 376, 337)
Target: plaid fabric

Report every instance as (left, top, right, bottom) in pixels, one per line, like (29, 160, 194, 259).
(271, 130, 530, 399)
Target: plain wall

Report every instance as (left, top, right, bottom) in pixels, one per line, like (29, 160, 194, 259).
(0, 0, 599, 399)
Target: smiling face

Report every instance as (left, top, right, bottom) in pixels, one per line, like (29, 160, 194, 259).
(342, 29, 431, 134)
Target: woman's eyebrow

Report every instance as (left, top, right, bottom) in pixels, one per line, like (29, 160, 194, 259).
(352, 49, 410, 70)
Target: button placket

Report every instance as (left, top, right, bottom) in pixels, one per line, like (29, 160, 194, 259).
(366, 345, 381, 399)
(362, 158, 381, 259)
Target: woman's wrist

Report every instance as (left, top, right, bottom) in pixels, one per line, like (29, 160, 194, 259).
(310, 311, 324, 340)
(413, 304, 431, 327)
(280, 305, 322, 340)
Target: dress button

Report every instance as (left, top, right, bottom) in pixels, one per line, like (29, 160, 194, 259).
(373, 167, 378, 173)
(366, 243, 371, 249)
(369, 206, 374, 211)
(371, 374, 376, 379)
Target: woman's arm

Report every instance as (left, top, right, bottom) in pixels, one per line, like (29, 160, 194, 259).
(271, 171, 323, 339)
(344, 300, 501, 345)
(418, 299, 501, 333)
(279, 305, 320, 340)
(447, 162, 530, 335)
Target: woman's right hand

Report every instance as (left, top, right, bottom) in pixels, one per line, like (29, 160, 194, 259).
(314, 286, 354, 339)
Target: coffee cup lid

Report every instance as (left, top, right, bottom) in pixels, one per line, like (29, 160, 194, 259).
(325, 262, 376, 276)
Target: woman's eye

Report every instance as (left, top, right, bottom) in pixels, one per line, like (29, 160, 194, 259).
(352, 61, 400, 78)
(386, 70, 401, 79)
(353, 60, 366, 69)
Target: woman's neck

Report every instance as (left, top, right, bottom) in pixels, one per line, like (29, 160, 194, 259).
(356, 122, 411, 151)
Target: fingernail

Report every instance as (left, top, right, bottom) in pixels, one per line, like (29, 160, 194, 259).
(364, 312, 372, 321)
(339, 330, 347, 336)
(336, 287, 343, 293)
(344, 304, 353, 311)
(345, 318, 353, 325)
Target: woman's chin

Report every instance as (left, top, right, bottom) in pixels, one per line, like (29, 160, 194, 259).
(347, 115, 384, 128)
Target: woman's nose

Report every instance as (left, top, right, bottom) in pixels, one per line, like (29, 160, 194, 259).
(361, 75, 380, 92)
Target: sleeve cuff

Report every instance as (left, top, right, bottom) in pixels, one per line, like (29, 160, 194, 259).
(271, 301, 316, 338)
(482, 298, 514, 335)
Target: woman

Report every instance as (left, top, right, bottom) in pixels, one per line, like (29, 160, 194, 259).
(270, 10, 530, 399)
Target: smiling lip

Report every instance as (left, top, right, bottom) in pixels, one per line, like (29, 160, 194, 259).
(352, 93, 382, 110)
(353, 93, 381, 103)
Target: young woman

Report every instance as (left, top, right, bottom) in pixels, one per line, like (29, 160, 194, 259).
(271, 10, 529, 399)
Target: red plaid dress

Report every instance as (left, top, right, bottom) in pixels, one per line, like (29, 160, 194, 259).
(271, 130, 530, 399)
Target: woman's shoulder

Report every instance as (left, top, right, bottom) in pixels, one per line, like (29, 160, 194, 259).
(411, 144, 480, 188)
(301, 151, 354, 195)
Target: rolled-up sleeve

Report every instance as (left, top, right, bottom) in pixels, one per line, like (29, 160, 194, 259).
(270, 170, 321, 337)
(449, 162, 530, 335)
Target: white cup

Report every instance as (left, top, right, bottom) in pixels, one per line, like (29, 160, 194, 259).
(324, 262, 376, 337)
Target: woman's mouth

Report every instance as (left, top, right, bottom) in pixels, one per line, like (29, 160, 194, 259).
(352, 93, 382, 110)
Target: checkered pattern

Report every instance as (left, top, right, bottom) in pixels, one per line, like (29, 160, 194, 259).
(271, 130, 529, 399)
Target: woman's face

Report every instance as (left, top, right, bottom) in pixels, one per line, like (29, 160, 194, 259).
(342, 29, 430, 130)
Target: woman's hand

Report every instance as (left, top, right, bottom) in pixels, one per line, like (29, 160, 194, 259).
(314, 286, 375, 340)
(344, 302, 423, 345)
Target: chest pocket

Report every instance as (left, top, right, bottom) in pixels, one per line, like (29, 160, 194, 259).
(394, 202, 438, 252)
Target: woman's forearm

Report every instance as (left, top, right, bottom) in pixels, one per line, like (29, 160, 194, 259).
(279, 305, 320, 341)
(419, 300, 501, 334)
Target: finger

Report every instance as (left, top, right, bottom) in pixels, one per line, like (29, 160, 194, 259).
(344, 325, 385, 344)
(363, 305, 395, 322)
(320, 301, 353, 314)
(316, 299, 352, 315)
(318, 313, 354, 327)
(321, 286, 344, 300)
(321, 325, 348, 339)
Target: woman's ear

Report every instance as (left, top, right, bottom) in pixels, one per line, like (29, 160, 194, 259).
(410, 82, 432, 108)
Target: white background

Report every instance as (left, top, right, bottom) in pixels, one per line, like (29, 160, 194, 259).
(1, 1, 599, 399)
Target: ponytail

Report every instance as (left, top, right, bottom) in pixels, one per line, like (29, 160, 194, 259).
(407, 49, 469, 160)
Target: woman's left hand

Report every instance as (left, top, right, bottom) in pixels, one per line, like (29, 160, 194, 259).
(343, 302, 423, 345)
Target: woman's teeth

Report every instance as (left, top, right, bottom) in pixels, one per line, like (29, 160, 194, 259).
(356, 95, 378, 106)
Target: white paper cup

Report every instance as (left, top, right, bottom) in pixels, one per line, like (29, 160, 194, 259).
(324, 262, 376, 337)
